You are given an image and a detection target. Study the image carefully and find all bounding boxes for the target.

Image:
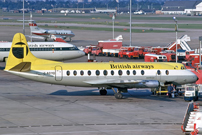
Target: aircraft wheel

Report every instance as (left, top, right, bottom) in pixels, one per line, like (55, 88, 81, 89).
(100, 89, 107, 95)
(115, 93, 123, 99)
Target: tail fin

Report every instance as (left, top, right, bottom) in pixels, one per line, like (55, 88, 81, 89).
(29, 21, 39, 32)
(5, 33, 60, 71)
(115, 35, 123, 41)
(5, 33, 37, 71)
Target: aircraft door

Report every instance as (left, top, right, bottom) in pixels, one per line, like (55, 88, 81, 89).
(55, 66, 63, 81)
(156, 70, 161, 82)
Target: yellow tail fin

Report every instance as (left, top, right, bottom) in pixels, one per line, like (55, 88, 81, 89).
(5, 33, 61, 71)
(5, 33, 37, 71)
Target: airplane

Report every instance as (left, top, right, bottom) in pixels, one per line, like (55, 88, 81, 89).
(0, 41, 84, 62)
(29, 20, 75, 42)
(90, 8, 116, 13)
(4, 33, 198, 99)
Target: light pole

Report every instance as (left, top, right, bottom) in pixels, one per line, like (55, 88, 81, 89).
(199, 36, 202, 67)
(112, 14, 115, 39)
(130, 0, 132, 46)
(173, 17, 178, 63)
(23, 0, 25, 35)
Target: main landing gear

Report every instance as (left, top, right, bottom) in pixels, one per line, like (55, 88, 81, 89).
(99, 87, 127, 99)
(99, 89, 107, 95)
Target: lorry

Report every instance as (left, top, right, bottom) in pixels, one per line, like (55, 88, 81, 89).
(98, 35, 123, 57)
(118, 47, 139, 59)
(83, 35, 123, 57)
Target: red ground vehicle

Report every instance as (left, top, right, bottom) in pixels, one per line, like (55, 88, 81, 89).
(160, 50, 176, 62)
(152, 47, 168, 55)
(144, 54, 167, 62)
(84, 35, 123, 57)
(118, 47, 139, 59)
(136, 47, 145, 58)
(142, 48, 157, 57)
(83, 46, 97, 55)
(185, 50, 195, 60)
(98, 35, 123, 57)
(186, 54, 202, 68)
(91, 47, 103, 56)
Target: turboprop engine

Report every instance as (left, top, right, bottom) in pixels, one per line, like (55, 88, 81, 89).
(134, 80, 159, 88)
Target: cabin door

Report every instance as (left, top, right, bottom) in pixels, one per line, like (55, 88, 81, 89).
(55, 66, 63, 81)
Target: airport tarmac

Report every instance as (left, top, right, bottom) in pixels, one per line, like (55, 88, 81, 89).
(0, 56, 201, 135)
(0, 14, 201, 135)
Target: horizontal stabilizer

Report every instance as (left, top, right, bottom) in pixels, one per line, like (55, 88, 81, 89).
(10, 62, 31, 72)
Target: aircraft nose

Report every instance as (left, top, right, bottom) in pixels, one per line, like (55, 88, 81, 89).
(193, 73, 198, 83)
(80, 51, 85, 56)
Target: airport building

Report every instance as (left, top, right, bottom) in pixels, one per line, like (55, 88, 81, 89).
(161, 1, 202, 15)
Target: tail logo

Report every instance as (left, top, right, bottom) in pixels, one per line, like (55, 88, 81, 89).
(12, 42, 28, 59)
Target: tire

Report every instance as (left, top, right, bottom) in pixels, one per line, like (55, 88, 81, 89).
(115, 93, 123, 99)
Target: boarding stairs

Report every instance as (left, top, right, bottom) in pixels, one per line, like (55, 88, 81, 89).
(181, 102, 202, 135)
(167, 35, 192, 51)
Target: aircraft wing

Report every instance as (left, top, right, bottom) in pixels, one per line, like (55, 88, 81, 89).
(25, 35, 45, 40)
(84, 79, 159, 88)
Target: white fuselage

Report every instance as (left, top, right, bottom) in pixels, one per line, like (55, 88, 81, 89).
(0, 42, 84, 61)
(7, 66, 198, 88)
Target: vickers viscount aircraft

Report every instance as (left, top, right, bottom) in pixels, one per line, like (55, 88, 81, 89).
(0, 42, 84, 62)
(4, 33, 198, 99)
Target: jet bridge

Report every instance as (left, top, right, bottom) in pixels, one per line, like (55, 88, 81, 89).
(181, 102, 202, 135)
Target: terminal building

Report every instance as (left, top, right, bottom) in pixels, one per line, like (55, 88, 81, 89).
(161, 1, 202, 16)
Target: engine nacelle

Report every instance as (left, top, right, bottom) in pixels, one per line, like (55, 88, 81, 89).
(134, 80, 159, 88)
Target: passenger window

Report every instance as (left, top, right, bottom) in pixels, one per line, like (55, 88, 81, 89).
(66, 71, 70, 76)
(96, 70, 100, 76)
(157, 70, 161, 75)
(166, 70, 169, 75)
(103, 70, 108, 76)
(133, 70, 136, 75)
(111, 70, 114, 76)
(73, 70, 77, 76)
(118, 70, 122, 76)
(88, 70, 91, 76)
(141, 70, 144, 75)
(126, 70, 130, 75)
(80, 70, 84, 76)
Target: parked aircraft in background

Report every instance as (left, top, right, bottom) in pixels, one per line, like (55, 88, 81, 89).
(0, 41, 84, 62)
(29, 20, 75, 42)
(4, 33, 198, 99)
(90, 8, 116, 13)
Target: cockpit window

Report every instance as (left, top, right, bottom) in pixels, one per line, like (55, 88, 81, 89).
(181, 66, 186, 70)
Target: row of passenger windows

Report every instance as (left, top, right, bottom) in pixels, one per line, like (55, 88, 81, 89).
(0, 47, 79, 52)
(66, 70, 169, 76)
